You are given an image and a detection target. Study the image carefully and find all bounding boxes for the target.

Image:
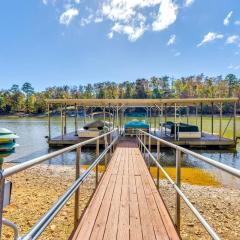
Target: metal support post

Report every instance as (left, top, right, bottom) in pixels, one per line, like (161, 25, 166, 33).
(74, 147, 81, 227)
(175, 149, 181, 233)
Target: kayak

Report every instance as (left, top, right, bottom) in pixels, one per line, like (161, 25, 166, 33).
(0, 128, 19, 143)
(0, 142, 19, 151)
(0, 133, 19, 139)
(0, 149, 15, 158)
(0, 128, 13, 135)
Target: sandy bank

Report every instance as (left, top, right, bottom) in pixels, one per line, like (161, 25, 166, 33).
(2, 163, 239, 240)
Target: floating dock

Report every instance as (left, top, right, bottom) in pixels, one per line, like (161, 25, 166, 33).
(48, 130, 236, 149)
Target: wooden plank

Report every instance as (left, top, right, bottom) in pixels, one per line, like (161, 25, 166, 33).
(139, 162, 169, 240)
(123, 148, 129, 176)
(89, 149, 122, 239)
(103, 172, 123, 239)
(71, 147, 121, 239)
(89, 174, 117, 240)
(135, 175, 156, 240)
(129, 170, 143, 240)
(117, 174, 130, 240)
(135, 150, 179, 240)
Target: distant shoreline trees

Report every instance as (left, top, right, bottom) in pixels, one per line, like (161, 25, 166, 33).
(0, 74, 239, 114)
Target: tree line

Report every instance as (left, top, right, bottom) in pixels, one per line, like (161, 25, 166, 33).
(0, 74, 239, 114)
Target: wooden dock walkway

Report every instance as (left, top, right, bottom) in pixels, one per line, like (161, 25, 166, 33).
(71, 141, 179, 240)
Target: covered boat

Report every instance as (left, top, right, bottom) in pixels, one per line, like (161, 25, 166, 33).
(162, 121, 201, 139)
(77, 120, 110, 138)
(124, 120, 149, 135)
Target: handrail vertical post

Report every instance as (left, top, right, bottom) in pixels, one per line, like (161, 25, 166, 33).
(74, 146, 81, 228)
(64, 104, 67, 134)
(0, 176, 5, 238)
(157, 140, 160, 189)
(104, 135, 108, 171)
(74, 103, 78, 136)
(96, 139, 100, 186)
(110, 133, 113, 157)
(200, 102, 203, 137)
(233, 102, 236, 142)
(175, 149, 181, 233)
(143, 134, 146, 159)
(211, 102, 214, 135)
(148, 135, 151, 169)
(219, 103, 222, 140)
(61, 105, 64, 140)
(154, 108, 157, 134)
(48, 104, 51, 140)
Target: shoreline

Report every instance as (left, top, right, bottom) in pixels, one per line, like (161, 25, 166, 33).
(2, 163, 239, 239)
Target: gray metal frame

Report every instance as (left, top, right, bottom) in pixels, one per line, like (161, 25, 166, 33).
(0, 130, 119, 239)
(137, 130, 240, 240)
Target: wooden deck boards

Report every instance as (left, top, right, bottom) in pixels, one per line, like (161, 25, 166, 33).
(71, 142, 179, 240)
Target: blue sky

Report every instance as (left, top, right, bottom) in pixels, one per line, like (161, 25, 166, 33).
(0, 0, 240, 90)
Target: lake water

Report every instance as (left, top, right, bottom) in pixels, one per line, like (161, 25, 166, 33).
(0, 117, 239, 187)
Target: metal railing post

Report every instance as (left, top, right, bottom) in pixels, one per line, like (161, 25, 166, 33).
(157, 140, 160, 189)
(0, 174, 5, 238)
(74, 146, 81, 227)
(148, 135, 151, 169)
(175, 149, 181, 233)
(104, 135, 108, 171)
(96, 139, 100, 186)
(143, 134, 146, 159)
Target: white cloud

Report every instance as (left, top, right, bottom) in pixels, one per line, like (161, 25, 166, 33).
(197, 32, 224, 47)
(228, 64, 240, 70)
(226, 35, 239, 45)
(110, 21, 146, 42)
(108, 32, 114, 39)
(45, 0, 179, 41)
(223, 11, 233, 26)
(174, 52, 181, 57)
(42, 0, 48, 5)
(101, 0, 178, 41)
(235, 20, 240, 26)
(184, 0, 194, 7)
(167, 34, 176, 46)
(152, 0, 178, 31)
(59, 8, 79, 25)
(80, 14, 94, 26)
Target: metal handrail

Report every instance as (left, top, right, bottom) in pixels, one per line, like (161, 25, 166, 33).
(2, 129, 116, 178)
(137, 130, 240, 240)
(0, 129, 118, 239)
(139, 130, 240, 178)
(21, 136, 119, 240)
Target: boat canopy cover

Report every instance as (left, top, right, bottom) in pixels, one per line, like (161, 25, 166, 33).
(163, 121, 199, 134)
(125, 121, 149, 129)
(83, 120, 111, 130)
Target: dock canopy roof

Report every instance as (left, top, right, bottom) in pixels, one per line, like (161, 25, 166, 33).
(46, 98, 239, 107)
